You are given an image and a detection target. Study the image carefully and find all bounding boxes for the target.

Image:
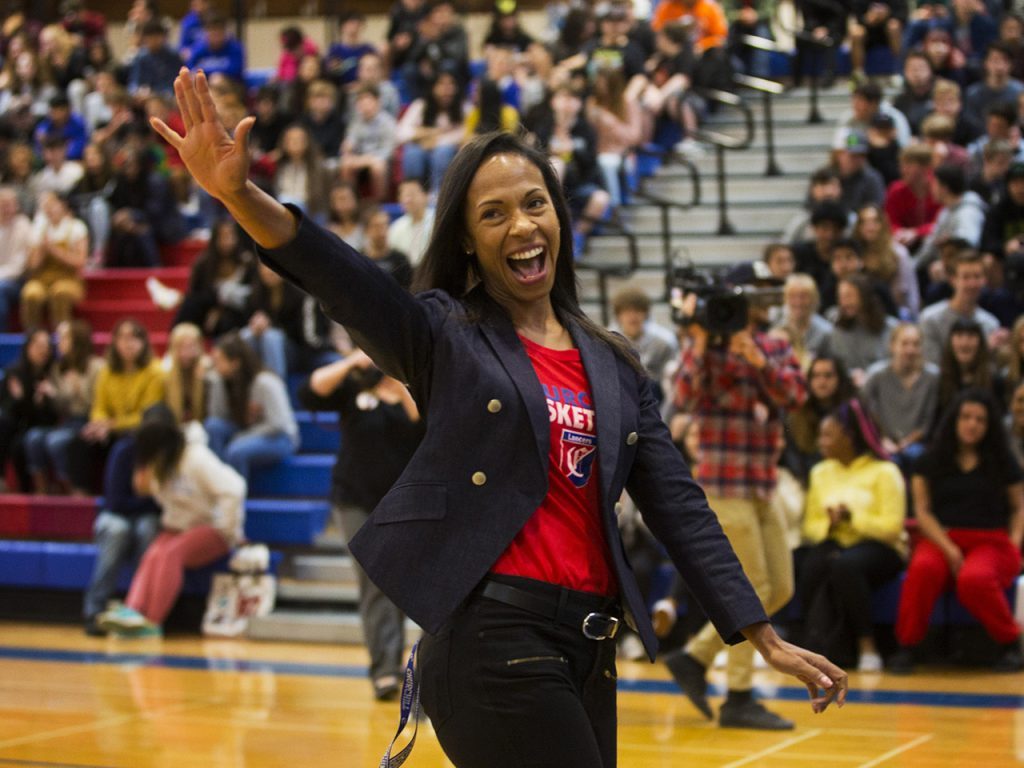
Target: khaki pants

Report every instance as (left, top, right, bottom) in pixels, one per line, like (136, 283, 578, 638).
(685, 494, 794, 691)
(20, 277, 83, 329)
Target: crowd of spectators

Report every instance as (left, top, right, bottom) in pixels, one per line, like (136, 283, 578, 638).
(0, 0, 1021, 673)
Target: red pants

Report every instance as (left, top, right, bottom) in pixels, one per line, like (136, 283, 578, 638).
(126, 527, 230, 625)
(895, 529, 1022, 647)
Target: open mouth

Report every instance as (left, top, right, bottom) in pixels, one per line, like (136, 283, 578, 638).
(507, 245, 547, 282)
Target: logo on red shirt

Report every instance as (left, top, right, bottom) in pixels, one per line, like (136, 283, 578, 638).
(559, 429, 597, 488)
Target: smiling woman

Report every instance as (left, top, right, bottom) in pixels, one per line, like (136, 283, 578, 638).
(150, 67, 848, 768)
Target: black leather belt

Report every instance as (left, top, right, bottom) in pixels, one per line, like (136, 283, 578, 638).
(476, 578, 621, 641)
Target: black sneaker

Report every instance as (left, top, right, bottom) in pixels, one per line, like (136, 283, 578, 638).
(993, 643, 1024, 673)
(886, 648, 915, 675)
(83, 616, 105, 637)
(718, 700, 794, 730)
(664, 651, 713, 720)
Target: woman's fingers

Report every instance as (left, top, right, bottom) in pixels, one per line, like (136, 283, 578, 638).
(149, 117, 184, 150)
(195, 69, 220, 125)
(233, 114, 256, 155)
(174, 72, 194, 130)
(179, 68, 205, 131)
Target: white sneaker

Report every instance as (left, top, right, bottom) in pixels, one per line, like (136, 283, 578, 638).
(858, 651, 883, 672)
(146, 276, 183, 310)
(617, 633, 646, 661)
(674, 138, 707, 159)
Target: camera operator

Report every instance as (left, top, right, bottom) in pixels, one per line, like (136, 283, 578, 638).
(664, 264, 807, 731)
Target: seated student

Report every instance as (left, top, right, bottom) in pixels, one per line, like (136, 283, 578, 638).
(82, 405, 166, 636)
(824, 274, 899, 388)
(272, 123, 332, 222)
(782, 355, 856, 488)
(243, 261, 341, 379)
(792, 200, 849, 290)
(163, 322, 209, 427)
(361, 207, 413, 290)
(20, 190, 87, 330)
(204, 332, 298, 485)
(386, 178, 435, 267)
(890, 389, 1024, 674)
(893, 51, 936, 137)
(854, 204, 920, 318)
(298, 350, 424, 699)
(0, 328, 56, 490)
(800, 399, 906, 672)
(862, 323, 940, 472)
(821, 237, 898, 316)
(396, 70, 467, 196)
(174, 218, 256, 339)
(339, 85, 397, 203)
(325, 182, 365, 250)
(96, 414, 246, 637)
(186, 13, 245, 85)
(587, 65, 644, 207)
(610, 287, 677, 403)
(885, 143, 942, 252)
(22, 319, 103, 493)
(919, 250, 1000, 365)
(67, 318, 165, 495)
(935, 316, 1003, 420)
(848, 1, 907, 83)
(774, 275, 833, 369)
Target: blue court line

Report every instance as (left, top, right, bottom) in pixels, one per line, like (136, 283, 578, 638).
(3, 645, 1023, 710)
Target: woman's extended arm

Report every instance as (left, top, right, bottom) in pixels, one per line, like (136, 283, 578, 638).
(150, 68, 298, 249)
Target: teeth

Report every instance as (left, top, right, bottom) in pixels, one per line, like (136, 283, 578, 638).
(509, 247, 544, 260)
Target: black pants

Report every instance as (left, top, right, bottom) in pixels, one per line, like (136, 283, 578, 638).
(418, 580, 619, 768)
(798, 539, 904, 640)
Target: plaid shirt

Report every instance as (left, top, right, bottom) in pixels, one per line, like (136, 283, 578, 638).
(676, 332, 807, 500)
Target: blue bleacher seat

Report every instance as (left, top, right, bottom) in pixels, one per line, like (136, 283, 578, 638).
(245, 499, 331, 545)
(247, 454, 333, 498)
(295, 411, 341, 454)
(0, 333, 22, 367)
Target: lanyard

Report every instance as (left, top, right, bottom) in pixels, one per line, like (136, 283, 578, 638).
(379, 641, 420, 768)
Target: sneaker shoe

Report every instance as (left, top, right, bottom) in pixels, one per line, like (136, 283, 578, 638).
(373, 675, 401, 702)
(97, 605, 148, 633)
(718, 700, 794, 730)
(146, 276, 183, 311)
(857, 651, 883, 673)
(664, 651, 713, 720)
(993, 643, 1024, 673)
(114, 622, 162, 639)
(886, 648, 915, 675)
(673, 138, 707, 159)
(617, 633, 647, 661)
(83, 616, 106, 637)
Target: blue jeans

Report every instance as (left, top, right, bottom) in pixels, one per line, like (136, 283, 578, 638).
(402, 142, 459, 195)
(0, 278, 23, 332)
(23, 419, 85, 481)
(204, 416, 297, 484)
(83, 510, 161, 619)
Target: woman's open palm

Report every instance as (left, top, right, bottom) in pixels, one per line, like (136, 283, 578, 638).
(150, 68, 255, 202)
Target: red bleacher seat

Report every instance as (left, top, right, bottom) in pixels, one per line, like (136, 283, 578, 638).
(85, 267, 190, 302)
(160, 237, 207, 268)
(76, 299, 175, 335)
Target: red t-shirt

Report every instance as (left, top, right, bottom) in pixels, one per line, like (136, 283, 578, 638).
(490, 336, 617, 596)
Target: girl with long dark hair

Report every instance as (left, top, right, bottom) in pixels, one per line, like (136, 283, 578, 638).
(396, 70, 466, 195)
(153, 70, 847, 767)
(783, 354, 856, 486)
(890, 390, 1024, 673)
(0, 327, 57, 489)
(203, 331, 298, 484)
(936, 317, 1002, 420)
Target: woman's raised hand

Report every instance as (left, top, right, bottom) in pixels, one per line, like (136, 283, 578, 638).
(150, 68, 255, 203)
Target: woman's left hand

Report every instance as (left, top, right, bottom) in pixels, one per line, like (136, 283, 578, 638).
(743, 622, 848, 714)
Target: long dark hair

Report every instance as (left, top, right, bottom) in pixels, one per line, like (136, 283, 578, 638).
(475, 78, 505, 135)
(925, 388, 1015, 484)
(107, 318, 152, 373)
(134, 408, 186, 484)
(830, 397, 890, 461)
(423, 71, 464, 128)
(789, 354, 855, 453)
(215, 331, 264, 427)
(834, 274, 887, 334)
(59, 318, 94, 374)
(937, 318, 993, 411)
(412, 131, 641, 370)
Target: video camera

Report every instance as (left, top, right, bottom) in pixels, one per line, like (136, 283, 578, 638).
(667, 259, 784, 340)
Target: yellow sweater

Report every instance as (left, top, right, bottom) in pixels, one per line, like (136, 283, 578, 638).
(90, 359, 165, 432)
(803, 454, 907, 556)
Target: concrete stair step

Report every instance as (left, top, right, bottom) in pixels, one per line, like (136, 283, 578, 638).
(289, 552, 356, 582)
(247, 610, 421, 645)
(680, 149, 829, 179)
(584, 232, 770, 266)
(619, 204, 797, 235)
(276, 578, 359, 603)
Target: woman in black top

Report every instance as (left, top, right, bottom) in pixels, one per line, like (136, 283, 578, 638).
(891, 389, 1024, 673)
(0, 328, 57, 489)
(299, 349, 424, 701)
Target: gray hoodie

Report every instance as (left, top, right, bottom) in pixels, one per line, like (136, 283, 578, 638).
(915, 191, 987, 269)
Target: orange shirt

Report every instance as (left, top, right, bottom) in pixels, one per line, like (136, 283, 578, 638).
(651, 0, 728, 54)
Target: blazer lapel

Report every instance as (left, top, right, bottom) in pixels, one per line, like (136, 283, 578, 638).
(570, 320, 621, 509)
(479, 308, 551, 473)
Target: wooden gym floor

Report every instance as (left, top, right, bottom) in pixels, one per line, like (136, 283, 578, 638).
(0, 622, 1021, 767)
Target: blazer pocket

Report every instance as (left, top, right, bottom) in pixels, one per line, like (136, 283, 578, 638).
(373, 482, 448, 524)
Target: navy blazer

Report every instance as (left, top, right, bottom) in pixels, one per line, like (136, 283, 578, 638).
(260, 212, 767, 657)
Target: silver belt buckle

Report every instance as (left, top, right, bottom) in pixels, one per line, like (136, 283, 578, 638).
(581, 612, 620, 640)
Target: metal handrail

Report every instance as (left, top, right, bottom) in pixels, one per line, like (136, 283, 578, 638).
(694, 88, 755, 235)
(733, 60, 786, 177)
(630, 146, 701, 279)
(739, 30, 835, 124)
